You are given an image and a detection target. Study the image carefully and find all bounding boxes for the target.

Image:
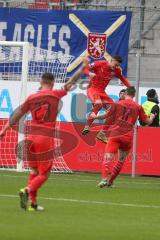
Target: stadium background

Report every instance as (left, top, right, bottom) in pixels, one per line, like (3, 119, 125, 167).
(0, 0, 160, 87)
(0, 0, 160, 176)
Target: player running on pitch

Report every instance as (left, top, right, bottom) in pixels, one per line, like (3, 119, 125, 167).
(91, 86, 155, 187)
(0, 58, 88, 211)
(82, 55, 131, 143)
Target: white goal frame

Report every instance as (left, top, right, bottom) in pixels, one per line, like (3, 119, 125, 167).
(0, 41, 73, 173)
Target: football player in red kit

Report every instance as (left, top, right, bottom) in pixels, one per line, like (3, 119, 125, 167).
(82, 56, 131, 143)
(91, 87, 155, 187)
(0, 58, 88, 211)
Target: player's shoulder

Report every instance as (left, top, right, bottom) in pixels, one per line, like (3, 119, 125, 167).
(101, 60, 109, 66)
(117, 99, 128, 104)
(26, 90, 53, 101)
(51, 88, 67, 98)
(119, 99, 139, 107)
(25, 92, 38, 102)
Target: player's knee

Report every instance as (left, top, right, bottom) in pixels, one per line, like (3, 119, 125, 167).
(104, 153, 114, 162)
(119, 151, 128, 162)
(38, 173, 49, 182)
(31, 167, 38, 175)
(119, 156, 125, 162)
(94, 100, 102, 106)
(42, 170, 51, 178)
(93, 102, 103, 111)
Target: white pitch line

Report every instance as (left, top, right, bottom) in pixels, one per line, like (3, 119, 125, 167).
(0, 174, 160, 186)
(0, 194, 160, 209)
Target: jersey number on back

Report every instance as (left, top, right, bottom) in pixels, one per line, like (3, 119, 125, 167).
(34, 102, 50, 121)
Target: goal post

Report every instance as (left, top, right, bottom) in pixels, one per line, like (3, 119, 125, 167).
(0, 41, 74, 173)
(15, 42, 29, 172)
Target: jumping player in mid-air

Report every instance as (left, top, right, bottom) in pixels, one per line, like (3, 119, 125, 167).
(82, 55, 131, 143)
(0, 58, 89, 211)
(91, 86, 155, 187)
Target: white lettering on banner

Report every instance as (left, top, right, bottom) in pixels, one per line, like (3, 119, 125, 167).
(24, 24, 35, 47)
(37, 25, 42, 49)
(48, 25, 57, 53)
(0, 22, 7, 41)
(13, 23, 21, 41)
(59, 25, 71, 56)
(0, 22, 71, 55)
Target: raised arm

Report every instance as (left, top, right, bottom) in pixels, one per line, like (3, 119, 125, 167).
(116, 67, 131, 87)
(64, 57, 90, 91)
(83, 60, 106, 78)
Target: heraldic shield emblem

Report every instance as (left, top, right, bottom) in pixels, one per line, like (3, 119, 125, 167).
(87, 32, 107, 59)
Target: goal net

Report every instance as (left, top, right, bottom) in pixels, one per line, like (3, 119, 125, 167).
(0, 41, 74, 173)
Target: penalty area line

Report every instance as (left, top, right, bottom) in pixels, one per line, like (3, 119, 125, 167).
(0, 194, 160, 209)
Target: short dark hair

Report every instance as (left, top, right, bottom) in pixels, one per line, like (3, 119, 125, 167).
(126, 86, 136, 97)
(41, 73, 55, 84)
(119, 89, 126, 96)
(112, 55, 123, 64)
(146, 89, 156, 98)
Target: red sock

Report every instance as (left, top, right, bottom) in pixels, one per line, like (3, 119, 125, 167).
(27, 173, 38, 204)
(29, 191, 37, 205)
(101, 159, 112, 180)
(28, 174, 48, 193)
(109, 161, 124, 183)
(86, 103, 102, 127)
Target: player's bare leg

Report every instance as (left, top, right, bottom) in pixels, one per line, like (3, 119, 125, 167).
(82, 100, 103, 135)
(108, 150, 129, 187)
(98, 153, 114, 188)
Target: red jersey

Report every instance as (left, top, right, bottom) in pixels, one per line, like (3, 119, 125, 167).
(103, 99, 148, 138)
(84, 60, 131, 91)
(118, 99, 148, 126)
(21, 89, 67, 128)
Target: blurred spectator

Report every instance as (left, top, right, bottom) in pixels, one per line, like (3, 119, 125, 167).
(140, 89, 159, 127)
(119, 89, 126, 101)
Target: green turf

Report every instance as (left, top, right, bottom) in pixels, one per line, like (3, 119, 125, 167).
(0, 171, 160, 240)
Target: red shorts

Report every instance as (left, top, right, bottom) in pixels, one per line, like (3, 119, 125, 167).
(105, 135, 133, 154)
(87, 87, 113, 104)
(26, 135, 54, 174)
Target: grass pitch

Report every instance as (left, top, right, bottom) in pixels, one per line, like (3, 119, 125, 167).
(0, 171, 160, 240)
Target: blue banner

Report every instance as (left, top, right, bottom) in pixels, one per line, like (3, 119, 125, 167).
(0, 8, 131, 75)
